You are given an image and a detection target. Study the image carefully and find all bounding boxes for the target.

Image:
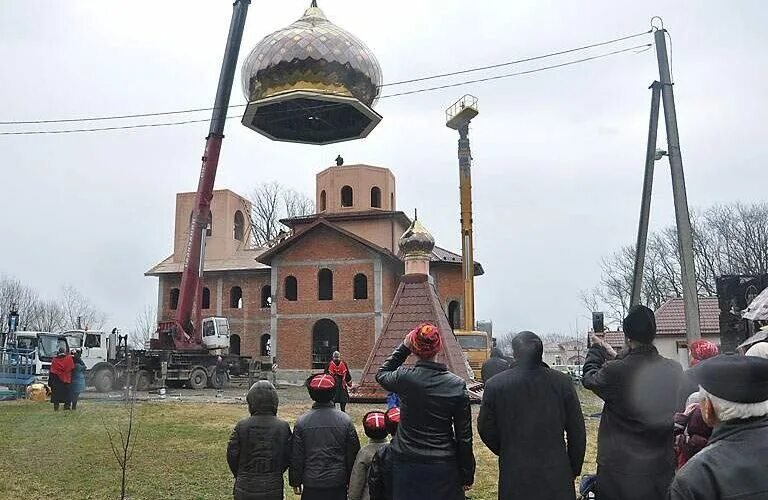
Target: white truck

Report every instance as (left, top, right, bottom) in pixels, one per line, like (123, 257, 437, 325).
(62, 317, 251, 392)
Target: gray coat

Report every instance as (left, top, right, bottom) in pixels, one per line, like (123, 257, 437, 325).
(227, 382, 292, 500)
(348, 439, 387, 500)
(668, 416, 768, 500)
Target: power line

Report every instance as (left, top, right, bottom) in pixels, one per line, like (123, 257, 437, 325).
(0, 30, 651, 127)
(0, 43, 651, 136)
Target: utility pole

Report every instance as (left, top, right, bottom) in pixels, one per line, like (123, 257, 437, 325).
(655, 28, 701, 342)
(630, 82, 662, 307)
(632, 28, 700, 343)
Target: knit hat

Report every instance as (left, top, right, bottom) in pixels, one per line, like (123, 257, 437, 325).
(363, 411, 388, 440)
(623, 305, 656, 344)
(306, 373, 337, 403)
(407, 323, 442, 358)
(385, 406, 401, 435)
(689, 340, 719, 366)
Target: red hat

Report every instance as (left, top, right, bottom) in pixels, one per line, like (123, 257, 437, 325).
(363, 411, 388, 439)
(385, 406, 401, 435)
(407, 323, 442, 358)
(306, 373, 337, 403)
(690, 340, 719, 366)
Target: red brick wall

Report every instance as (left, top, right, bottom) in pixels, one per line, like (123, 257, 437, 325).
(431, 265, 465, 321)
(276, 316, 376, 370)
(158, 271, 271, 357)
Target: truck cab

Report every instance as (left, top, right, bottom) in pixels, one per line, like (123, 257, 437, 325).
(14, 331, 71, 383)
(454, 330, 491, 381)
(201, 317, 231, 352)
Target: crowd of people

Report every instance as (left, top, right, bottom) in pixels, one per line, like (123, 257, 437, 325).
(226, 309, 768, 500)
(48, 347, 86, 411)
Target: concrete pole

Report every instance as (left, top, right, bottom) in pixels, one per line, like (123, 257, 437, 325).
(655, 29, 701, 341)
(630, 83, 662, 307)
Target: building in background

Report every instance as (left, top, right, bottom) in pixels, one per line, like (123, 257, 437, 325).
(653, 296, 721, 366)
(146, 164, 483, 376)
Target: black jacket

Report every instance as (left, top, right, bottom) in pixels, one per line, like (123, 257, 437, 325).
(669, 416, 768, 500)
(481, 349, 510, 383)
(375, 343, 475, 487)
(368, 443, 394, 500)
(583, 344, 683, 500)
(227, 384, 292, 500)
(289, 401, 360, 490)
(478, 361, 586, 500)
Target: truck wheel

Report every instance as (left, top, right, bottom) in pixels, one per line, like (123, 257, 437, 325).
(135, 370, 152, 392)
(209, 370, 227, 390)
(188, 368, 208, 390)
(93, 369, 115, 393)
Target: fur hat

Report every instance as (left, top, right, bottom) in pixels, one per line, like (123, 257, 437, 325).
(306, 373, 337, 403)
(363, 411, 388, 440)
(385, 406, 401, 435)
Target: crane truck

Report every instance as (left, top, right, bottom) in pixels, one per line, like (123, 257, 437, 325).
(85, 0, 256, 393)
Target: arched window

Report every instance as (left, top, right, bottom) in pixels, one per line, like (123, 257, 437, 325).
(341, 186, 353, 207)
(318, 268, 333, 300)
(260, 334, 271, 356)
(284, 275, 298, 301)
(170, 288, 180, 310)
(230, 286, 243, 309)
(370, 187, 382, 208)
(320, 190, 327, 211)
(353, 273, 368, 299)
(229, 334, 241, 355)
(202, 287, 210, 309)
(233, 210, 245, 241)
(261, 285, 272, 308)
(448, 300, 461, 330)
(312, 319, 339, 369)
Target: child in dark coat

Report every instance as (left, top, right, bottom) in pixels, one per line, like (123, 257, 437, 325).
(348, 411, 388, 500)
(368, 407, 400, 500)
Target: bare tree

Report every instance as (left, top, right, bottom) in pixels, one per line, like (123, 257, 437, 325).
(60, 285, 107, 330)
(589, 202, 768, 318)
(29, 300, 65, 332)
(248, 182, 315, 246)
(103, 361, 140, 500)
(0, 275, 41, 331)
(129, 304, 156, 349)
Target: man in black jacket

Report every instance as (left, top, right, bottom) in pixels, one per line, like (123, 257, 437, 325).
(669, 354, 768, 500)
(376, 323, 475, 500)
(481, 347, 510, 383)
(583, 304, 683, 500)
(227, 381, 292, 500)
(478, 331, 586, 499)
(289, 373, 360, 500)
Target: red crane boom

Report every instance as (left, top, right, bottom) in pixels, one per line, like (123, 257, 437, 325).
(154, 0, 250, 350)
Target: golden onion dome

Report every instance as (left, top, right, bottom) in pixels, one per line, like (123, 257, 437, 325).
(241, 2, 382, 106)
(399, 219, 436, 258)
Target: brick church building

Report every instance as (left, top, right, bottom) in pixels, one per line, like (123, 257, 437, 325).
(146, 163, 482, 374)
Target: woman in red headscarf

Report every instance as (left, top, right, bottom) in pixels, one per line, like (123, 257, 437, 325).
(678, 340, 720, 409)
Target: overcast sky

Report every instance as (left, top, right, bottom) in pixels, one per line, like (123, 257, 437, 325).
(2, 0, 767, 337)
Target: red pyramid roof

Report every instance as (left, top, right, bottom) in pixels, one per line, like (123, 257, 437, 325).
(350, 274, 480, 402)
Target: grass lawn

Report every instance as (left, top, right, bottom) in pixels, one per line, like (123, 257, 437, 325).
(0, 387, 602, 500)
